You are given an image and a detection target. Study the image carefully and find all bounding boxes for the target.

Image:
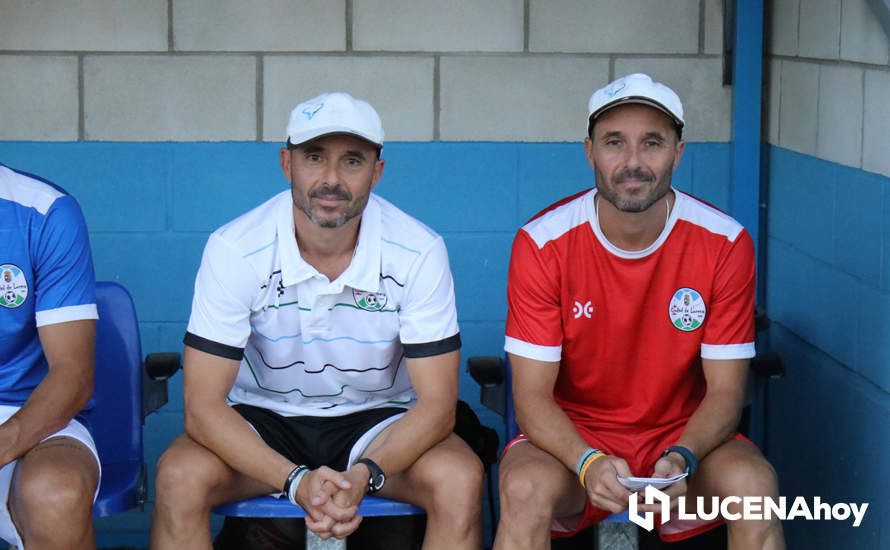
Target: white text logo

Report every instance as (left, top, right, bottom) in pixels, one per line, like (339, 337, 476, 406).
(628, 487, 868, 530)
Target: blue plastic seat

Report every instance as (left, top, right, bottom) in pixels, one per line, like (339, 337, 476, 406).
(91, 281, 176, 517)
(213, 494, 423, 518)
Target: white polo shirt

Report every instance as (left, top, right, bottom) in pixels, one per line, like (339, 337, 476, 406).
(185, 191, 461, 417)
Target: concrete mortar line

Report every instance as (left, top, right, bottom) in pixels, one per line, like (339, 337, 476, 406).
(256, 54, 263, 142)
(699, 0, 705, 54)
(168, 0, 174, 51)
(0, 50, 726, 61)
(433, 55, 440, 141)
(78, 54, 85, 140)
(524, 0, 530, 52)
(346, 0, 353, 51)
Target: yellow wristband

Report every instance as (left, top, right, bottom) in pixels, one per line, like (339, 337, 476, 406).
(577, 451, 606, 487)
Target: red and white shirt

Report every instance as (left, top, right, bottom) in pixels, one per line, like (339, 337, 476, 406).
(505, 188, 755, 433)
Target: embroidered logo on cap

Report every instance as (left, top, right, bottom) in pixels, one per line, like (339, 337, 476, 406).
(302, 102, 324, 119)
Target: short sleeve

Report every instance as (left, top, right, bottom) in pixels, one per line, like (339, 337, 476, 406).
(184, 233, 258, 360)
(398, 237, 461, 358)
(700, 229, 756, 360)
(32, 195, 97, 327)
(504, 229, 563, 362)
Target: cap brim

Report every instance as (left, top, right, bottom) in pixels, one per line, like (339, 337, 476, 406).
(590, 96, 684, 128)
(287, 129, 383, 149)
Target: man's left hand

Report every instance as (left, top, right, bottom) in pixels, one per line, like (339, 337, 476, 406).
(322, 463, 371, 539)
(636, 452, 688, 512)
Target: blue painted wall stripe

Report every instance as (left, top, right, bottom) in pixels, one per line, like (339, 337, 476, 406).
(0, 140, 733, 545)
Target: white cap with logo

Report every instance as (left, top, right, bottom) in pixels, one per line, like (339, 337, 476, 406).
(587, 73, 684, 133)
(286, 92, 384, 148)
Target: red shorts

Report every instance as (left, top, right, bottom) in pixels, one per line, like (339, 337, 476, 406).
(501, 426, 754, 542)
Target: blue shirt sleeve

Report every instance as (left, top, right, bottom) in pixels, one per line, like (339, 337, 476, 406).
(32, 195, 97, 326)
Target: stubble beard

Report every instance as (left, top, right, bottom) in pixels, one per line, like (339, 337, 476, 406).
(595, 166, 674, 213)
(291, 176, 371, 229)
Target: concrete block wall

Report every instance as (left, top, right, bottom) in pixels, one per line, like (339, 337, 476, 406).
(0, 0, 729, 143)
(766, 0, 890, 171)
(764, 0, 890, 545)
(0, 1, 734, 546)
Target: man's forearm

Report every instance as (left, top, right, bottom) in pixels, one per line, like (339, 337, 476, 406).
(185, 403, 294, 492)
(360, 402, 454, 478)
(517, 394, 592, 474)
(674, 390, 743, 460)
(0, 361, 92, 465)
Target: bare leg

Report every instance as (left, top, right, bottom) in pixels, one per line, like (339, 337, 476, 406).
(150, 434, 277, 550)
(9, 436, 99, 550)
(687, 439, 785, 550)
(377, 433, 484, 550)
(493, 442, 587, 550)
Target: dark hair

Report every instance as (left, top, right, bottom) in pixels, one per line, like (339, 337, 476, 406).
(285, 137, 382, 158)
(587, 115, 683, 141)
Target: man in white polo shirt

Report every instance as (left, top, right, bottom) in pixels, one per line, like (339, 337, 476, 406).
(150, 92, 482, 548)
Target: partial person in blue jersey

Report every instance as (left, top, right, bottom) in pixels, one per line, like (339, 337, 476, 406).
(151, 92, 483, 549)
(0, 164, 101, 549)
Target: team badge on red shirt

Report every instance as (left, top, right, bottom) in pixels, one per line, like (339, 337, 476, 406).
(669, 288, 706, 332)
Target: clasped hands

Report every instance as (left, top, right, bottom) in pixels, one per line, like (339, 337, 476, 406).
(293, 463, 370, 539)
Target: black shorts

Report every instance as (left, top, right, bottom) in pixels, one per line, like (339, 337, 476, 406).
(233, 404, 406, 471)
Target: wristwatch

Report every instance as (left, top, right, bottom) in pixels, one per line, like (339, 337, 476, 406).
(661, 445, 698, 477)
(357, 458, 386, 494)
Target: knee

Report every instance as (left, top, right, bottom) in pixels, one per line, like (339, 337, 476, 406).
(154, 447, 215, 511)
(498, 465, 551, 521)
(425, 452, 484, 519)
(16, 464, 94, 520)
(722, 455, 779, 499)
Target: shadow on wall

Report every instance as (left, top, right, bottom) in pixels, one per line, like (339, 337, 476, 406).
(764, 323, 888, 548)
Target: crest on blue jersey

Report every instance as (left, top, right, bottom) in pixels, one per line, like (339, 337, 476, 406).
(668, 287, 706, 332)
(0, 264, 28, 308)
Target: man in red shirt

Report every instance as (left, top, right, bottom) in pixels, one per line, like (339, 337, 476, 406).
(494, 74, 785, 549)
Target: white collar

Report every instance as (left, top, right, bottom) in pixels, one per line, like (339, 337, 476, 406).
(588, 187, 680, 259)
(277, 192, 382, 292)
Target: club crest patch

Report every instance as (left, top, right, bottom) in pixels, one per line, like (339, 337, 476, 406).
(353, 289, 387, 312)
(668, 288, 706, 332)
(0, 264, 28, 308)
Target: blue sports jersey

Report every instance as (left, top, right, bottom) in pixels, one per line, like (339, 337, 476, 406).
(0, 163, 97, 406)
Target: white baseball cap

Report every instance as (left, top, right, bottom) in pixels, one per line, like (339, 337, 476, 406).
(587, 73, 684, 134)
(286, 92, 384, 148)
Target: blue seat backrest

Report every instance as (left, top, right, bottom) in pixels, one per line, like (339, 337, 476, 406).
(91, 282, 143, 474)
(504, 356, 519, 440)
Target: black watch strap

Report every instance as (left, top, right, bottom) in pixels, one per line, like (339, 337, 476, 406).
(357, 458, 386, 494)
(661, 445, 699, 477)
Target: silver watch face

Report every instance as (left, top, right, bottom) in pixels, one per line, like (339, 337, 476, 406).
(370, 473, 385, 491)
